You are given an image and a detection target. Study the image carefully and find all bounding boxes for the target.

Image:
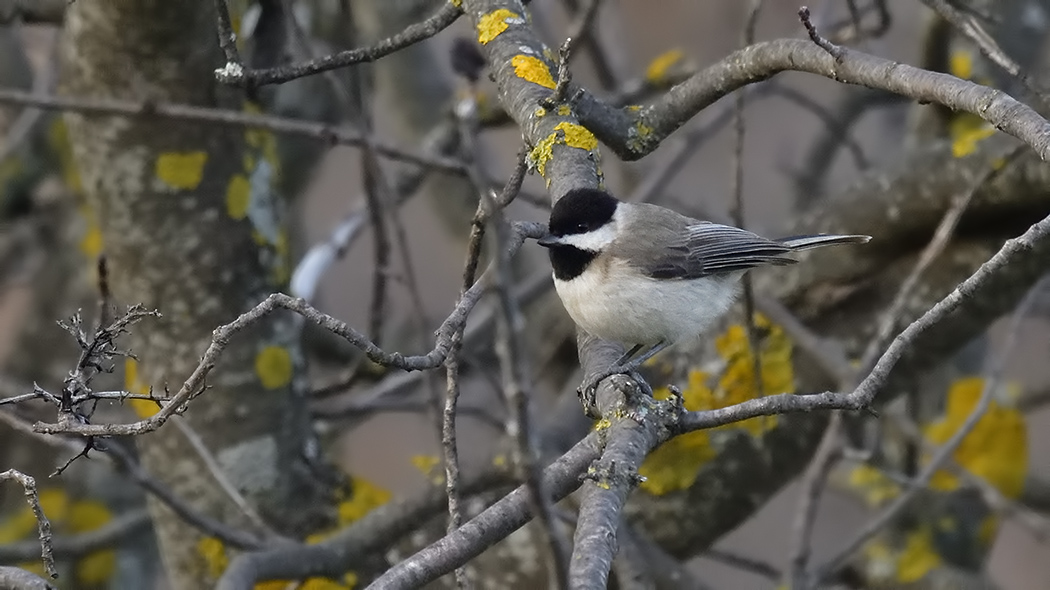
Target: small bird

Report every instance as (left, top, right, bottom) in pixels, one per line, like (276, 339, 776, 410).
(537, 188, 870, 399)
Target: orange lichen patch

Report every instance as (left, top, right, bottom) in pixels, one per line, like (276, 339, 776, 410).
(477, 9, 522, 44)
(511, 54, 556, 88)
(639, 314, 794, 495)
(198, 537, 229, 579)
(923, 377, 1027, 499)
(125, 358, 160, 418)
(254, 345, 293, 390)
(645, 49, 685, 83)
(156, 151, 208, 190)
(226, 174, 251, 219)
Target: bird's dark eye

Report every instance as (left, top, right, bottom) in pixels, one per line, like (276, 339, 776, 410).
(575, 223, 588, 232)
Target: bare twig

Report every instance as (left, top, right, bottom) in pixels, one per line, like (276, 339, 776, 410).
(543, 0, 599, 107)
(33, 222, 545, 438)
(858, 146, 1024, 371)
(0, 470, 56, 578)
(787, 412, 843, 589)
(212, 0, 463, 87)
(680, 209, 1050, 432)
(705, 548, 781, 581)
(799, 6, 846, 61)
(0, 508, 150, 563)
(171, 416, 276, 537)
(0, 87, 466, 173)
(492, 203, 570, 588)
(731, 0, 767, 410)
(812, 266, 1049, 583)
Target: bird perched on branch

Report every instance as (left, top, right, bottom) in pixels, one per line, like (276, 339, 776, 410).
(537, 187, 870, 405)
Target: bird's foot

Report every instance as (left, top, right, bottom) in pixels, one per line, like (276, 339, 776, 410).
(577, 362, 654, 417)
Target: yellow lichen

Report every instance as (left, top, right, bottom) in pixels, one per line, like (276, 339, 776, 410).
(79, 222, 103, 259)
(198, 537, 228, 579)
(155, 151, 208, 191)
(0, 489, 68, 544)
(977, 514, 1000, 548)
(949, 51, 973, 80)
(125, 358, 159, 418)
(923, 377, 1027, 499)
(528, 131, 559, 177)
(534, 106, 547, 117)
(450, 0, 462, 6)
(69, 500, 116, 586)
(557, 105, 571, 116)
(338, 477, 392, 525)
(554, 122, 598, 151)
(477, 9, 521, 44)
(226, 174, 251, 219)
(254, 345, 293, 390)
(511, 54, 556, 88)
(411, 455, 442, 483)
(493, 454, 508, 468)
(639, 314, 793, 495)
(593, 418, 612, 431)
(950, 123, 996, 158)
(646, 49, 685, 83)
(270, 229, 291, 286)
(47, 118, 83, 195)
(847, 464, 901, 508)
(895, 527, 942, 583)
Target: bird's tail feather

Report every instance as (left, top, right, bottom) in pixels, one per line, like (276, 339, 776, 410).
(776, 234, 871, 251)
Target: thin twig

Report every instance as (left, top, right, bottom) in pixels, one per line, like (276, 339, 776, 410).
(787, 412, 843, 589)
(858, 146, 1024, 372)
(0, 469, 56, 578)
(704, 548, 781, 582)
(0, 508, 150, 563)
(33, 222, 546, 438)
(811, 266, 1048, 583)
(212, 0, 463, 87)
(543, 0, 599, 107)
(492, 202, 570, 588)
(171, 416, 277, 537)
(799, 6, 846, 61)
(731, 0, 767, 411)
(0, 87, 466, 173)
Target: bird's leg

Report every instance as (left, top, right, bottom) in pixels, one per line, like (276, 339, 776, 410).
(614, 343, 645, 366)
(578, 341, 669, 415)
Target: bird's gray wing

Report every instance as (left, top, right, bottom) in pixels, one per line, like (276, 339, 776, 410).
(641, 221, 797, 280)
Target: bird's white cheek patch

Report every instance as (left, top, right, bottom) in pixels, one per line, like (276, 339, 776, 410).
(559, 223, 617, 251)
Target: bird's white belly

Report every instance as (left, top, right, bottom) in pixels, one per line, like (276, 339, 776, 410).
(553, 267, 741, 347)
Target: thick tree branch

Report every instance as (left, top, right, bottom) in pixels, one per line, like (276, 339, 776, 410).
(573, 39, 1050, 161)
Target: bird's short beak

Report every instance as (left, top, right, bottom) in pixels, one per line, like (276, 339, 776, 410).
(537, 234, 560, 248)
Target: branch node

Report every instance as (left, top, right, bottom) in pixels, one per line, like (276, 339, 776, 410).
(799, 6, 845, 61)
